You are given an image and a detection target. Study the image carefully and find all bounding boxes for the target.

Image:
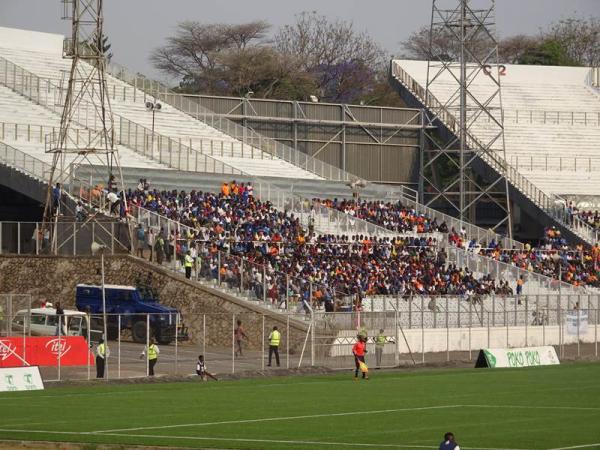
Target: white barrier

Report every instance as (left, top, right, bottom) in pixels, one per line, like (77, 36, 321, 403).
(0, 366, 44, 392)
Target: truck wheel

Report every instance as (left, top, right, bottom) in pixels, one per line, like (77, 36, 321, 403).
(156, 336, 172, 345)
(132, 321, 147, 343)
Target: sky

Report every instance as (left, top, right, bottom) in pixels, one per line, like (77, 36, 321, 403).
(0, 0, 598, 83)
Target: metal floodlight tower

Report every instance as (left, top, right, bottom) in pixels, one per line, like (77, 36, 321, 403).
(42, 0, 130, 253)
(421, 0, 512, 237)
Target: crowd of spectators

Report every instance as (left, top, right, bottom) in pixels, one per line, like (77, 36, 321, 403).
(318, 198, 448, 234)
(127, 181, 519, 309)
(124, 180, 600, 314)
(317, 197, 600, 290)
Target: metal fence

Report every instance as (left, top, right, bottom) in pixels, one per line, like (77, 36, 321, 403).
(1, 307, 597, 382)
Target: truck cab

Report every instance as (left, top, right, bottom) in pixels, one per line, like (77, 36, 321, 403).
(75, 284, 188, 345)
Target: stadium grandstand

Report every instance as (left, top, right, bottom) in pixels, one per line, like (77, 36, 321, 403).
(0, 22, 599, 324)
(1, 1, 600, 449)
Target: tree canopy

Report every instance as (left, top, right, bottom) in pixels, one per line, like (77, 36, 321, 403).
(151, 13, 599, 106)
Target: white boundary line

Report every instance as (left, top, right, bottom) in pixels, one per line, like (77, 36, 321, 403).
(95, 403, 600, 434)
(462, 405, 600, 412)
(548, 444, 600, 450)
(0, 429, 535, 450)
(96, 405, 460, 433)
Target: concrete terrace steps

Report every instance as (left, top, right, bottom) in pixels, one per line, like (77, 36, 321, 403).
(0, 34, 325, 181)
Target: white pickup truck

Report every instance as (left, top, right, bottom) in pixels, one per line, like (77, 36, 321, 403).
(10, 307, 102, 342)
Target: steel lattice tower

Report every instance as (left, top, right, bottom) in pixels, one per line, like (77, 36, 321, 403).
(421, 0, 512, 237)
(42, 0, 130, 253)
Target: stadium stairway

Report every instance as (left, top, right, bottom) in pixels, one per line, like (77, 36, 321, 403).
(390, 60, 600, 246)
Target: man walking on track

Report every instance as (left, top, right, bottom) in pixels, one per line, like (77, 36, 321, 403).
(96, 338, 109, 378)
(352, 335, 368, 380)
(140, 338, 160, 376)
(234, 320, 248, 357)
(267, 326, 281, 367)
(375, 328, 385, 368)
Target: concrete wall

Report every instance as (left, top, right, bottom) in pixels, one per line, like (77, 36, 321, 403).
(332, 325, 599, 357)
(0, 255, 314, 351)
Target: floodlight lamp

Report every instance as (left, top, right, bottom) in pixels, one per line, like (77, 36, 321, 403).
(309, 95, 319, 103)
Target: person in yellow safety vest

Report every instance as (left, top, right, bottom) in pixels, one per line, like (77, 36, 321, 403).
(184, 250, 194, 279)
(375, 328, 386, 369)
(96, 338, 110, 378)
(140, 338, 160, 376)
(267, 326, 281, 367)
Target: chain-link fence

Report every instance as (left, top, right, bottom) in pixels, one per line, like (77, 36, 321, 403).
(0, 306, 598, 382)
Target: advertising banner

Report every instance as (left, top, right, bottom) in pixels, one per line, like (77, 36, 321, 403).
(476, 346, 559, 368)
(0, 366, 44, 392)
(566, 311, 588, 336)
(0, 336, 94, 367)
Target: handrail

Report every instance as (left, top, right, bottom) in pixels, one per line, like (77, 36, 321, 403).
(391, 62, 598, 245)
(509, 154, 600, 173)
(129, 204, 352, 305)
(106, 61, 354, 182)
(489, 109, 600, 127)
(0, 55, 246, 178)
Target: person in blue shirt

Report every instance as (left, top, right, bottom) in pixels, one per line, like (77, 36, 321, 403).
(439, 432, 460, 450)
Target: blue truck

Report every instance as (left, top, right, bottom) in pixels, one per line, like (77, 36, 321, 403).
(75, 284, 188, 345)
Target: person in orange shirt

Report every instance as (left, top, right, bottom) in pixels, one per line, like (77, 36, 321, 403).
(221, 182, 230, 197)
(352, 335, 368, 381)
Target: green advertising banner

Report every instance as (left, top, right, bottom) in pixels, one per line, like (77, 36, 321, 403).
(476, 346, 560, 369)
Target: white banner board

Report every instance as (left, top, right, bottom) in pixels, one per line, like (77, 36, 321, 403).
(566, 311, 588, 336)
(0, 366, 44, 392)
(479, 346, 559, 368)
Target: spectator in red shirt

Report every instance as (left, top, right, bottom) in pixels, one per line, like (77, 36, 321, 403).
(352, 335, 368, 381)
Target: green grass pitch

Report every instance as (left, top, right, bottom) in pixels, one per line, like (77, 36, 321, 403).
(0, 363, 599, 450)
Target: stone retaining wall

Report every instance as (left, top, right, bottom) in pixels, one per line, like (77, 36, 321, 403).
(0, 255, 322, 352)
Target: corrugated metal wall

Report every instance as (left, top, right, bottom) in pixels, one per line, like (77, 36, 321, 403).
(184, 95, 422, 185)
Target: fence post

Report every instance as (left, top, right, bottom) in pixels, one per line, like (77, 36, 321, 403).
(525, 298, 528, 347)
(175, 313, 179, 375)
(87, 313, 91, 380)
(286, 315, 290, 369)
(421, 296, 425, 364)
(57, 320, 61, 381)
(395, 309, 400, 367)
(446, 297, 449, 362)
(202, 314, 206, 357)
(261, 315, 265, 370)
(232, 314, 235, 374)
(577, 307, 581, 358)
(469, 301, 472, 361)
(311, 311, 315, 367)
(146, 314, 150, 377)
(118, 314, 121, 379)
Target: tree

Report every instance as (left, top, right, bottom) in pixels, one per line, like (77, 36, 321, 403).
(518, 39, 579, 66)
(499, 35, 539, 64)
(150, 21, 271, 95)
(544, 17, 600, 66)
(274, 11, 387, 103)
(399, 25, 495, 62)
